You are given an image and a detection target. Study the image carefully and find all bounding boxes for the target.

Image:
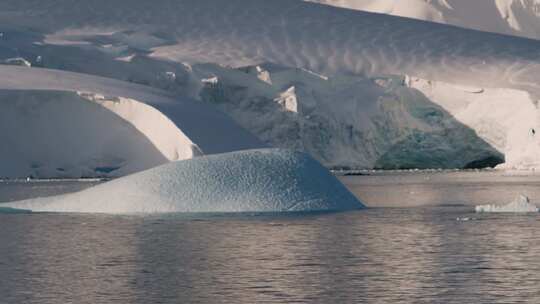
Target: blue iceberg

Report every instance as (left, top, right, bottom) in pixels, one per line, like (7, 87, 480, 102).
(2, 149, 364, 214)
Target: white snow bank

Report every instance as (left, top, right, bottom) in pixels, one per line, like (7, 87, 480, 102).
(1, 149, 365, 214)
(77, 92, 203, 162)
(0, 66, 264, 178)
(0, 90, 198, 178)
(0, 66, 264, 155)
(475, 195, 539, 213)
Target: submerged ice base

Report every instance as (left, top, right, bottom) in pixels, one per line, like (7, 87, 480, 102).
(1, 149, 364, 214)
(475, 195, 539, 213)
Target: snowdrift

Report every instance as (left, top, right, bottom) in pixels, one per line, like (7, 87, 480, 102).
(1, 149, 364, 214)
(475, 195, 539, 213)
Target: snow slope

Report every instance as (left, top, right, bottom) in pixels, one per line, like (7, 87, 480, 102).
(2, 0, 540, 169)
(3, 0, 540, 95)
(1, 149, 364, 214)
(0, 66, 263, 178)
(306, 0, 540, 40)
(1, 90, 180, 178)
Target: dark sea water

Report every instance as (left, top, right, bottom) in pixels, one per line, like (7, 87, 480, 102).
(1, 171, 540, 303)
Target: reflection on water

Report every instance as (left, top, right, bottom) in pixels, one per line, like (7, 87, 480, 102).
(1, 209, 540, 304)
(1, 172, 540, 303)
(0, 180, 101, 202)
(340, 170, 540, 207)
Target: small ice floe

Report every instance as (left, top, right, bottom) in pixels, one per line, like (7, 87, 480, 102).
(3, 57, 32, 67)
(456, 217, 476, 221)
(475, 195, 539, 213)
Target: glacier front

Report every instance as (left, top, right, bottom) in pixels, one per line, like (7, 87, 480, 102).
(1, 149, 364, 214)
(4, 0, 540, 171)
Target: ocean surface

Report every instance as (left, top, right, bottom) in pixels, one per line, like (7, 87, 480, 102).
(1, 171, 540, 303)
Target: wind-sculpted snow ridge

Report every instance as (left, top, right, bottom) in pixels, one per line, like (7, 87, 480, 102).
(475, 195, 539, 213)
(1, 149, 365, 214)
(2, 0, 540, 98)
(0, 66, 264, 178)
(0, 0, 540, 96)
(306, 0, 540, 40)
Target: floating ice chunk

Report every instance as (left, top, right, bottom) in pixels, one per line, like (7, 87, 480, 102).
(202, 76, 219, 85)
(2, 149, 364, 214)
(456, 217, 476, 221)
(3, 57, 31, 67)
(475, 195, 539, 213)
(0, 207, 32, 214)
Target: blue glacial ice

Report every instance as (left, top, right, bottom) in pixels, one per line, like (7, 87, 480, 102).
(1, 149, 364, 214)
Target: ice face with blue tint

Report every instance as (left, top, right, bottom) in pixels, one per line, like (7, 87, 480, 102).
(2, 149, 364, 214)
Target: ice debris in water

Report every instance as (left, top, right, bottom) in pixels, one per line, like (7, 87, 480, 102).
(475, 195, 539, 213)
(456, 217, 477, 221)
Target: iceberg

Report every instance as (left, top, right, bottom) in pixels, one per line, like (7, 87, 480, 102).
(1, 149, 364, 214)
(475, 195, 539, 213)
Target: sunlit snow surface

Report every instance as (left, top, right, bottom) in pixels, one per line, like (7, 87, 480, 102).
(475, 194, 539, 213)
(4, 0, 540, 171)
(2, 149, 364, 214)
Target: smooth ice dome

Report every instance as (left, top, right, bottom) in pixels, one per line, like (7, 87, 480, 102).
(2, 149, 364, 214)
(475, 195, 539, 213)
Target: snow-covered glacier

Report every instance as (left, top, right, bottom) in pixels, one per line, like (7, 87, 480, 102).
(5, 0, 540, 95)
(3, 0, 540, 172)
(1, 149, 364, 214)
